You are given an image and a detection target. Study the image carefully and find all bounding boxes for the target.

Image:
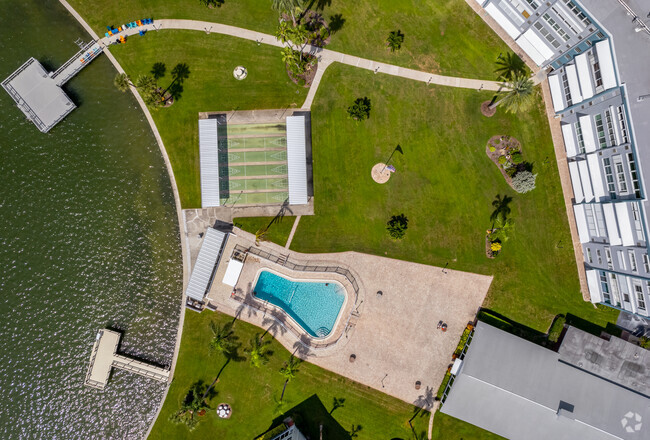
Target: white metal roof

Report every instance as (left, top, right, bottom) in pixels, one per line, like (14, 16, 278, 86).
(222, 259, 244, 287)
(615, 202, 635, 246)
(578, 114, 597, 153)
(568, 161, 584, 203)
(603, 203, 621, 245)
(484, 3, 521, 39)
(586, 270, 602, 303)
(575, 53, 595, 99)
(286, 116, 309, 205)
(514, 31, 547, 66)
(595, 40, 617, 91)
(565, 64, 583, 104)
(577, 160, 594, 202)
(548, 74, 566, 112)
(199, 119, 221, 208)
(561, 123, 577, 157)
(587, 153, 606, 201)
(573, 204, 590, 243)
(185, 228, 228, 302)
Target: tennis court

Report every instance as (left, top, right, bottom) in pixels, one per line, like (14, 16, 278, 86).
(217, 121, 290, 205)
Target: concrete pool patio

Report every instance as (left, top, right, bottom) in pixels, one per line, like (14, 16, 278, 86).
(187, 221, 492, 408)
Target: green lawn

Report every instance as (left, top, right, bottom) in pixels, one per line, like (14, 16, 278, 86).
(69, 0, 509, 77)
(290, 63, 618, 332)
(431, 411, 505, 440)
(149, 310, 429, 439)
(234, 216, 296, 246)
(110, 31, 305, 208)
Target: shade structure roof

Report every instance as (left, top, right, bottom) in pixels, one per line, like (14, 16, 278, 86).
(185, 228, 228, 302)
(286, 115, 309, 205)
(199, 118, 221, 208)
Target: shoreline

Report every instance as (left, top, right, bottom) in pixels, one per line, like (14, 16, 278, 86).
(56, 1, 190, 438)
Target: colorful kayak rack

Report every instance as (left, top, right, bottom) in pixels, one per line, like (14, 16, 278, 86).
(105, 18, 153, 38)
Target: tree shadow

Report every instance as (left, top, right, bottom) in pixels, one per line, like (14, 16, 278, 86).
(151, 62, 166, 79)
(262, 394, 351, 439)
(329, 13, 345, 33)
(306, 0, 332, 11)
(168, 82, 184, 101)
(292, 334, 312, 358)
(330, 397, 345, 414)
(490, 194, 513, 223)
(261, 315, 288, 339)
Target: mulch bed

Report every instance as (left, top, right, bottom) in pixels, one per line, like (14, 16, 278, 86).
(486, 135, 522, 191)
(286, 56, 318, 87)
(485, 235, 497, 259)
(481, 101, 496, 117)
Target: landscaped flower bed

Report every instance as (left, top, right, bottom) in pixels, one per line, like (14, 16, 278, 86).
(486, 135, 537, 193)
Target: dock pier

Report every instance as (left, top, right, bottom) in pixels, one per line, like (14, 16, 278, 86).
(84, 329, 170, 390)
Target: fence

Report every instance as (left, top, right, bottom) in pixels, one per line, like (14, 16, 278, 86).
(241, 245, 360, 304)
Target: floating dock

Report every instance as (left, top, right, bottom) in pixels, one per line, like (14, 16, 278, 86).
(1, 40, 103, 133)
(84, 329, 170, 390)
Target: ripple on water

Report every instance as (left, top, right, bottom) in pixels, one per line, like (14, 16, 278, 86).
(0, 1, 183, 438)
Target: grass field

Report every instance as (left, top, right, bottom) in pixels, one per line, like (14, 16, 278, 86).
(289, 63, 618, 332)
(110, 30, 304, 208)
(68, 0, 509, 77)
(148, 310, 431, 440)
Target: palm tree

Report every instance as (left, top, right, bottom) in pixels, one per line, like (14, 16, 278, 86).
(489, 74, 535, 113)
(170, 382, 210, 431)
(386, 30, 405, 52)
(245, 334, 272, 368)
(134, 74, 163, 108)
(203, 321, 241, 398)
(272, 0, 304, 25)
(113, 73, 133, 92)
(255, 227, 268, 245)
(279, 355, 301, 401)
(492, 216, 515, 242)
(494, 52, 526, 81)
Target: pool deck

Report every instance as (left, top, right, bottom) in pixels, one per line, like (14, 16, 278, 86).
(192, 224, 492, 408)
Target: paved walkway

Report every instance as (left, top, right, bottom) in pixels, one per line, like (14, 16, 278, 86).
(284, 215, 301, 248)
(98, 18, 502, 111)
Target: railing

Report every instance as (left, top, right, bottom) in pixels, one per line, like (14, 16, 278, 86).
(242, 245, 360, 304)
(52, 41, 102, 86)
(440, 328, 474, 406)
(83, 332, 106, 389)
(112, 356, 170, 382)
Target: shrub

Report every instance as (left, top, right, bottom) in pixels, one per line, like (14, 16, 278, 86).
(387, 214, 408, 239)
(490, 242, 502, 252)
(386, 30, 405, 52)
(489, 145, 496, 153)
(347, 97, 372, 121)
(640, 336, 650, 349)
(512, 170, 537, 193)
(510, 151, 523, 164)
(497, 156, 508, 165)
(505, 167, 517, 178)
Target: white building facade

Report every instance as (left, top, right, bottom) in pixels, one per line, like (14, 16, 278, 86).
(474, 0, 650, 318)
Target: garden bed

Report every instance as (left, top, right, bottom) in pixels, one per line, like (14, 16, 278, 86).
(285, 55, 318, 87)
(486, 135, 523, 190)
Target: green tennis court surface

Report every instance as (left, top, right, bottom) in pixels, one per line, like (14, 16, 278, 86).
(223, 150, 287, 164)
(222, 136, 287, 150)
(222, 164, 288, 177)
(220, 191, 289, 206)
(224, 177, 289, 192)
(225, 123, 286, 136)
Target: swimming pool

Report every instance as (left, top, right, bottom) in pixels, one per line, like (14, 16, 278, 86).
(253, 270, 346, 338)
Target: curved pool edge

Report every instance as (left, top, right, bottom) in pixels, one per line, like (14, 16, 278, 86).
(250, 267, 350, 341)
(55, 3, 190, 439)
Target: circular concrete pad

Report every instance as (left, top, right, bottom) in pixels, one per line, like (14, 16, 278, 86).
(372, 163, 391, 184)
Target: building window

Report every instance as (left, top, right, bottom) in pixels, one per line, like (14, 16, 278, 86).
(599, 271, 611, 303)
(561, 73, 573, 106)
(562, 0, 592, 27)
(586, 247, 593, 263)
(644, 254, 650, 273)
(589, 52, 603, 91)
(609, 272, 622, 305)
(597, 32, 605, 39)
(627, 154, 641, 198)
(618, 250, 626, 270)
(594, 114, 607, 148)
(633, 282, 645, 310)
(613, 155, 628, 194)
(629, 250, 638, 273)
(543, 13, 571, 42)
(602, 158, 616, 199)
(575, 121, 585, 153)
(534, 22, 561, 49)
(617, 106, 629, 143)
(632, 203, 645, 243)
(596, 249, 603, 264)
(524, 0, 539, 10)
(552, 6, 580, 34)
(605, 247, 613, 269)
(605, 109, 616, 146)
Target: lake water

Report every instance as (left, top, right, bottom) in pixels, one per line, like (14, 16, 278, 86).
(0, 1, 183, 438)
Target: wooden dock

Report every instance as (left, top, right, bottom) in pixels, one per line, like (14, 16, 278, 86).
(84, 329, 170, 390)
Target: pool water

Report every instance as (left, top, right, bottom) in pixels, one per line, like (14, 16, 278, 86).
(254, 271, 345, 338)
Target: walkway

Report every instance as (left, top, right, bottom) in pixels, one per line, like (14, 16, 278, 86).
(284, 215, 301, 248)
(98, 18, 502, 110)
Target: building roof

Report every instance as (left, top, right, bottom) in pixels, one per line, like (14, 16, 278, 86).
(441, 321, 650, 440)
(577, 0, 650, 223)
(185, 228, 228, 302)
(1, 58, 75, 133)
(199, 118, 221, 208)
(285, 116, 309, 205)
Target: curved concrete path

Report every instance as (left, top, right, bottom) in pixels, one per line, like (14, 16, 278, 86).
(98, 18, 502, 110)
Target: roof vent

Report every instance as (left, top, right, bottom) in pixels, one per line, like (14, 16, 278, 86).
(557, 401, 575, 419)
